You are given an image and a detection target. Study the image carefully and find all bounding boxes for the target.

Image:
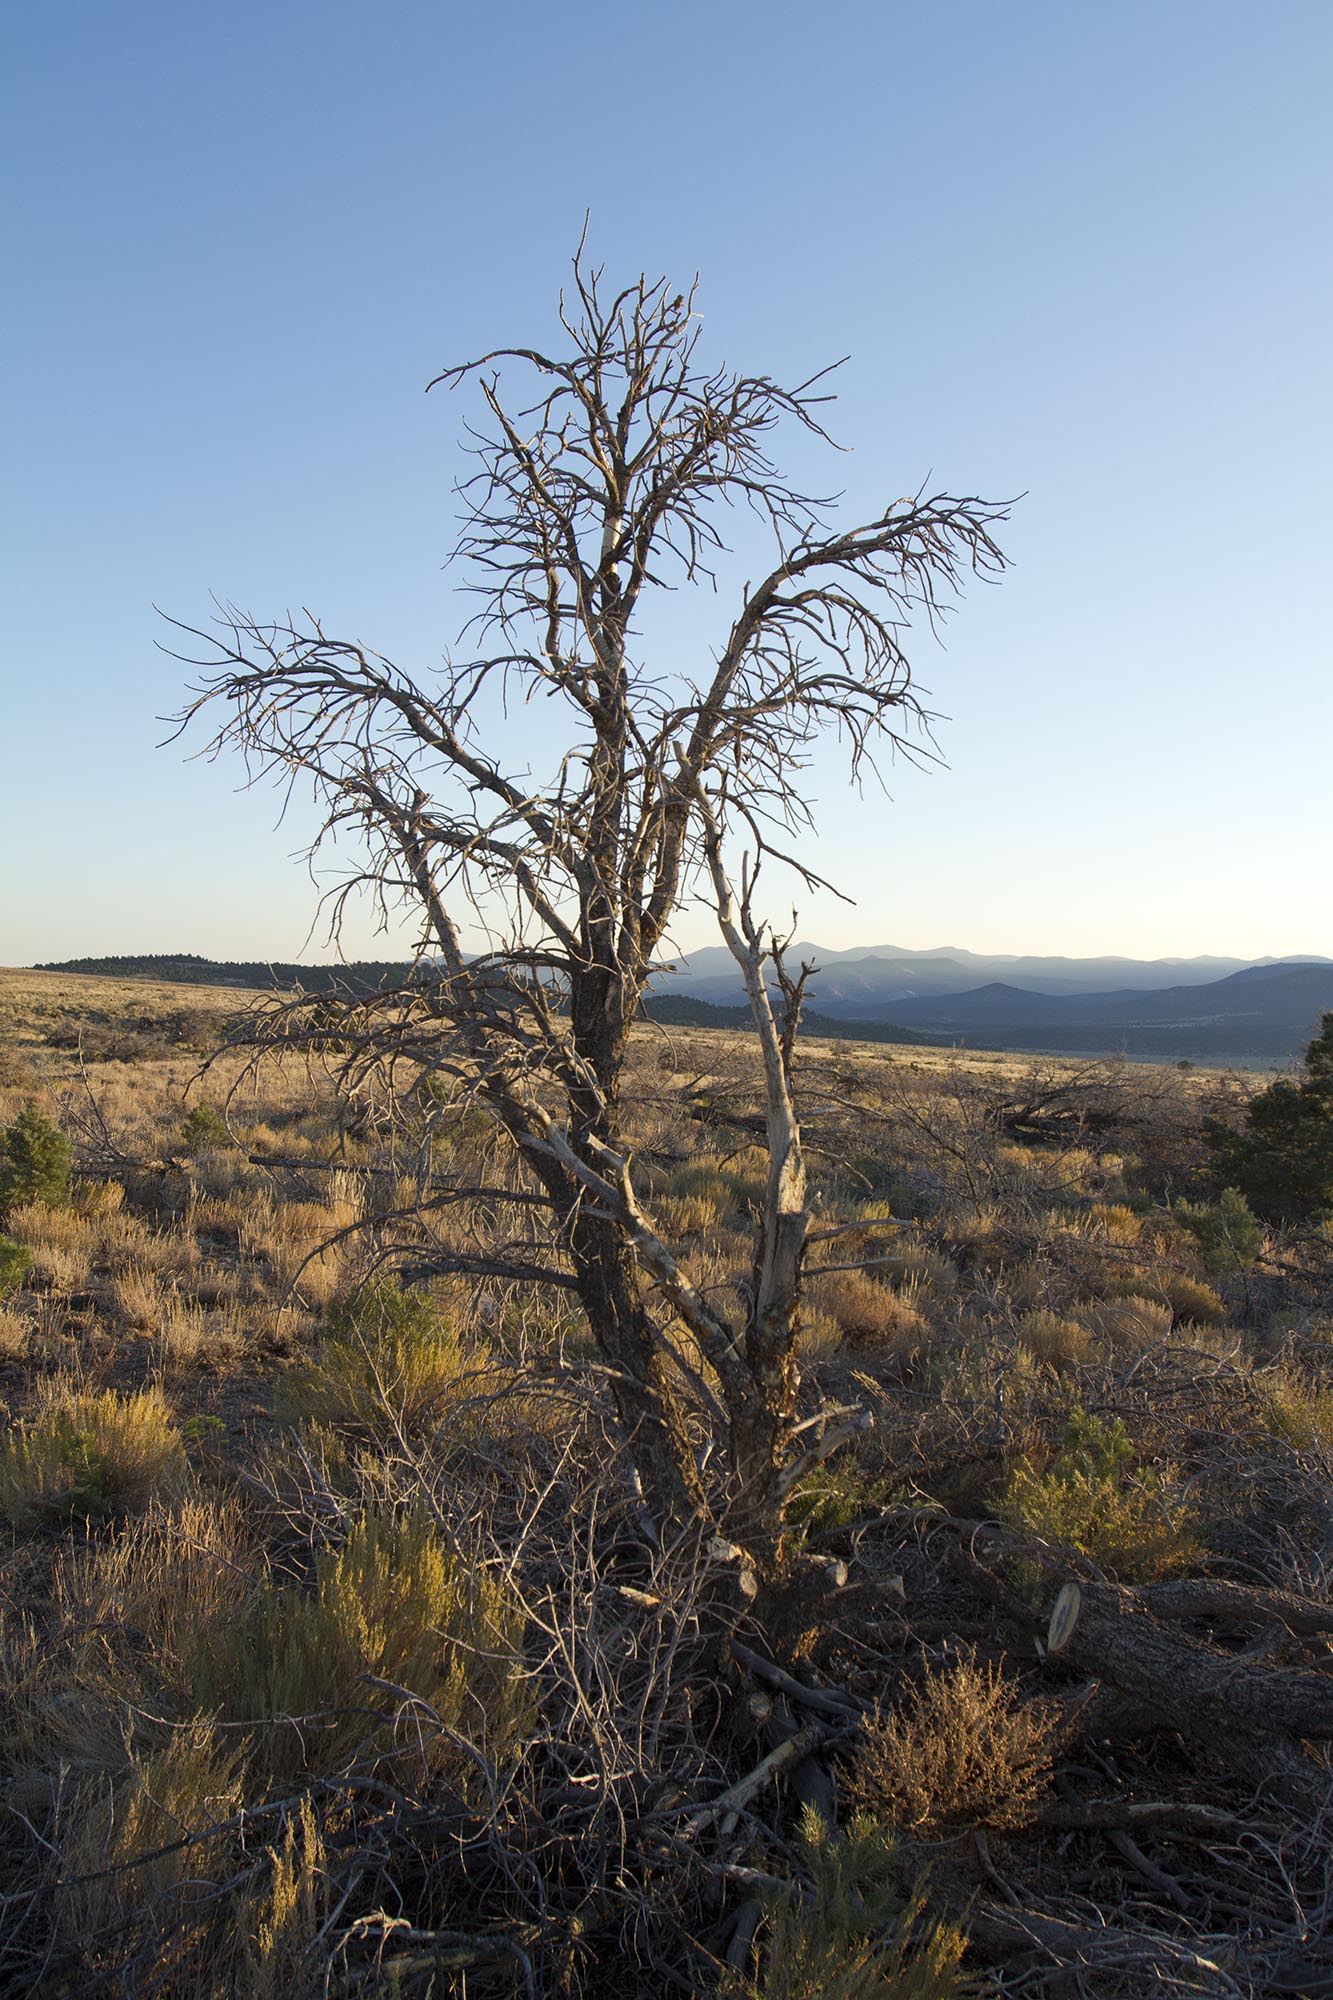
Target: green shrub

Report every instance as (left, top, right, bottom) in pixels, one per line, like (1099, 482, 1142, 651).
(0, 1384, 186, 1527)
(733, 1806, 966, 2000)
(999, 1407, 1195, 1582)
(1205, 1013, 1333, 1222)
(0, 1106, 71, 1215)
(188, 1504, 529, 1784)
(787, 1459, 900, 1539)
(0, 1234, 32, 1297)
(1173, 1187, 1264, 1275)
(179, 1099, 232, 1153)
(275, 1279, 471, 1436)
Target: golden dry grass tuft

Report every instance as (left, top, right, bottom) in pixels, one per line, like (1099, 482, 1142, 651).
(0, 1381, 187, 1527)
(808, 1267, 930, 1347)
(1015, 1308, 1091, 1372)
(57, 1720, 247, 1957)
(1075, 1292, 1174, 1355)
(1258, 1369, 1333, 1453)
(1105, 1265, 1229, 1327)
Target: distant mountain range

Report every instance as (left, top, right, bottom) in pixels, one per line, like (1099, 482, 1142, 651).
(650, 943, 1323, 1010)
(648, 945, 1333, 1061)
(32, 947, 1333, 1064)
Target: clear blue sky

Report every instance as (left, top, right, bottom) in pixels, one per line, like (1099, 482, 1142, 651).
(4, 1, 1330, 967)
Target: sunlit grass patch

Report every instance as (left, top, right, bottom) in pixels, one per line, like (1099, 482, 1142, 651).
(1015, 1308, 1091, 1373)
(1106, 1265, 1228, 1327)
(0, 1299, 30, 1356)
(1074, 1292, 1173, 1355)
(1258, 1369, 1333, 1453)
(0, 1382, 187, 1528)
(188, 1504, 529, 1785)
(808, 1267, 931, 1353)
(1082, 1201, 1144, 1246)
(112, 1261, 167, 1329)
(275, 1279, 474, 1437)
(6, 1200, 96, 1293)
(795, 1303, 845, 1362)
(870, 1234, 959, 1297)
(71, 1177, 126, 1222)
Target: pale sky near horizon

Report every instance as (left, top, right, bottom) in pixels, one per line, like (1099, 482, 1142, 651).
(3, 2, 1330, 969)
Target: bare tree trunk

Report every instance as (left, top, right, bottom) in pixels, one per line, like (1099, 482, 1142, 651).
(567, 1210, 703, 1527)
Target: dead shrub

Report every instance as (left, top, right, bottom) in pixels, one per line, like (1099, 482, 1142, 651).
(845, 1652, 1058, 1835)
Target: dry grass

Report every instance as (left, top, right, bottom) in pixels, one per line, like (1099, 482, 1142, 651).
(186, 1503, 529, 1785)
(1015, 1308, 1091, 1372)
(112, 1260, 167, 1328)
(1075, 1292, 1174, 1354)
(0, 1380, 187, 1527)
(57, 1720, 249, 1977)
(808, 1267, 929, 1346)
(1259, 1368, 1333, 1452)
(0, 1302, 30, 1358)
(1106, 1264, 1229, 1326)
(1, 966, 1328, 1998)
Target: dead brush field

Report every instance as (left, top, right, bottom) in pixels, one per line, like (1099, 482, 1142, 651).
(1, 967, 1332, 1997)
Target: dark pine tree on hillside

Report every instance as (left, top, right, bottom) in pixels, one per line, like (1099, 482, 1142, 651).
(1205, 1012, 1333, 1222)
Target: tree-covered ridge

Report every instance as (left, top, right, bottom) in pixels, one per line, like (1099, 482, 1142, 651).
(35, 954, 418, 996)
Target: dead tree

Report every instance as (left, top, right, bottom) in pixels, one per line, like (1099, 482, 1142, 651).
(170, 246, 1011, 1578)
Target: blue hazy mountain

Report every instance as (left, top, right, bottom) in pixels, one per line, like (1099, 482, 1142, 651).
(649, 948, 1333, 1059)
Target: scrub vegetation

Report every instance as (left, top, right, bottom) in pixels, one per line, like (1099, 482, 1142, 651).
(1, 965, 1332, 1997)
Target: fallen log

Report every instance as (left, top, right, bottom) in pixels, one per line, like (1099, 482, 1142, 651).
(954, 1526, 1333, 1801)
(1137, 1577, 1333, 1639)
(1050, 1575, 1333, 1744)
